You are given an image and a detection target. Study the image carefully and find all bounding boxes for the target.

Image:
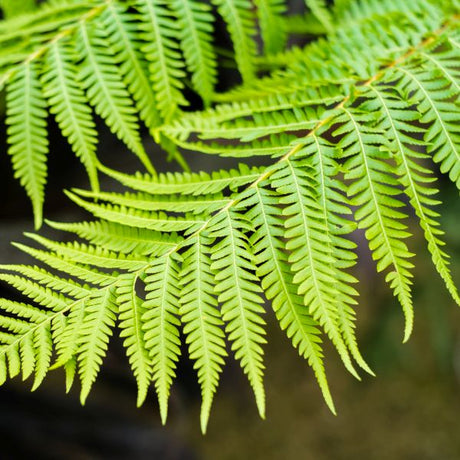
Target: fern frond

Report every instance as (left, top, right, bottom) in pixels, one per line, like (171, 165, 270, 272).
(304, 0, 333, 32)
(208, 209, 267, 418)
(254, 0, 287, 55)
(117, 274, 153, 407)
(65, 191, 206, 234)
(366, 81, 460, 310)
(76, 20, 154, 173)
(41, 39, 99, 191)
(171, 0, 217, 106)
(78, 287, 117, 404)
(142, 252, 182, 424)
(242, 185, 335, 413)
(98, 163, 265, 196)
(211, 0, 257, 83)
(6, 61, 48, 229)
(337, 107, 415, 341)
(100, 2, 162, 135)
(135, 0, 187, 122)
(180, 234, 227, 433)
(72, 188, 231, 215)
(46, 220, 182, 257)
(0, 0, 459, 432)
(408, 42, 460, 189)
(271, 155, 359, 378)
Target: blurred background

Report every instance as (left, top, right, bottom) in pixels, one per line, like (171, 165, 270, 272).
(0, 1, 460, 459)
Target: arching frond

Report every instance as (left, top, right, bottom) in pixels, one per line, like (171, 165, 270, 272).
(0, 0, 459, 433)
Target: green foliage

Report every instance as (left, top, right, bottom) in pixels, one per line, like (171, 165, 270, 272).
(0, 0, 266, 228)
(0, 0, 459, 434)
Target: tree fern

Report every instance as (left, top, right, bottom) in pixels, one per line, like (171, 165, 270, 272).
(0, 0, 459, 434)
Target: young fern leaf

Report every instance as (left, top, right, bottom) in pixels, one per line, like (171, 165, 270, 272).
(211, 0, 257, 83)
(6, 61, 49, 230)
(142, 252, 182, 425)
(117, 274, 153, 407)
(209, 209, 267, 418)
(180, 234, 227, 434)
(76, 21, 154, 174)
(171, 0, 217, 106)
(242, 185, 335, 413)
(271, 155, 359, 378)
(337, 108, 415, 342)
(41, 39, 99, 192)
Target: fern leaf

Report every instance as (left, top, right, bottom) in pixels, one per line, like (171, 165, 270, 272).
(142, 252, 182, 424)
(305, 0, 333, 32)
(100, 2, 162, 135)
(211, 0, 257, 83)
(98, 163, 264, 196)
(65, 191, 206, 234)
(367, 82, 460, 308)
(271, 155, 359, 378)
(180, 234, 227, 433)
(46, 220, 181, 257)
(171, 0, 217, 106)
(6, 61, 48, 229)
(78, 287, 118, 404)
(41, 39, 99, 191)
(117, 274, 153, 407)
(22, 233, 149, 272)
(242, 185, 335, 413)
(307, 134, 372, 375)
(11, 242, 116, 286)
(209, 209, 266, 418)
(72, 188, 231, 215)
(254, 0, 287, 55)
(337, 107, 415, 341)
(52, 299, 86, 369)
(136, 0, 187, 122)
(76, 21, 154, 173)
(404, 47, 460, 189)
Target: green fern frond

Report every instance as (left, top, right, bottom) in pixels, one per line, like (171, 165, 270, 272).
(41, 39, 99, 191)
(336, 108, 415, 341)
(208, 209, 267, 418)
(142, 252, 182, 425)
(0, 0, 459, 432)
(78, 287, 118, 404)
(46, 220, 182, 257)
(254, 0, 287, 55)
(243, 184, 336, 413)
(171, 0, 217, 106)
(0, 0, 276, 225)
(6, 61, 49, 230)
(305, 0, 333, 32)
(212, 0, 257, 83)
(180, 234, 227, 433)
(76, 20, 153, 173)
(117, 274, 153, 407)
